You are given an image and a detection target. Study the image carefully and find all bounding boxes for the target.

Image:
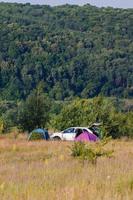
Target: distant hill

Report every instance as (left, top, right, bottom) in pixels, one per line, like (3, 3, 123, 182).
(0, 3, 132, 100)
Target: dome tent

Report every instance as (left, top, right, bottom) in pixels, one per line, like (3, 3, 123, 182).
(28, 128, 50, 141)
(75, 130, 98, 142)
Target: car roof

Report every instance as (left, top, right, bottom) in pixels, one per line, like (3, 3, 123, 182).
(68, 127, 89, 129)
(62, 127, 93, 134)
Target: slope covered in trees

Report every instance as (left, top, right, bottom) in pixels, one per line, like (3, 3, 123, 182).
(0, 3, 133, 100)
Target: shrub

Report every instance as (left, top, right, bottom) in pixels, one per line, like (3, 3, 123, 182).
(116, 176, 133, 194)
(70, 138, 113, 164)
(51, 97, 133, 138)
(0, 117, 7, 134)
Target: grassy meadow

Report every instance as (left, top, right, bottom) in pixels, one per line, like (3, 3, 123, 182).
(0, 136, 133, 200)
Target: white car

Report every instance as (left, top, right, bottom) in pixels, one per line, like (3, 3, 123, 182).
(50, 127, 94, 141)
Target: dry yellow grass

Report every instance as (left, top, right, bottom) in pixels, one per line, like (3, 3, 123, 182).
(0, 136, 133, 200)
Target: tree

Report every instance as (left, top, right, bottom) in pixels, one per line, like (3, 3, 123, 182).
(0, 3, 133, 100)
(50, 96, 132, 138)
(17, 86, 51, 132)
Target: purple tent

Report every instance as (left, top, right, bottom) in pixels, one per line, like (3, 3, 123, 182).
(75, 131, 98, 142)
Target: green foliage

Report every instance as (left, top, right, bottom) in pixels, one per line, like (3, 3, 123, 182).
(51, 97, 133, 138)
(0, 1, 133, 138)
(0, 101, 18, 132)
(71, 142, 97, 164)
(0, 3, 133, 100)
(113, 112, 133, 138)
(71, 138, 113, 164)
(117, 176, 133, 194)
(0, 117, 5, 134)
(17, 86, 51, 132)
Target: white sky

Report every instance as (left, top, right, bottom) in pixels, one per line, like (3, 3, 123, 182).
(0, 0, 133, 8)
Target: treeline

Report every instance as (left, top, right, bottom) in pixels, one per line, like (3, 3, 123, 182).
(0, 3, 133, 100)
(0, 87, 133, 138)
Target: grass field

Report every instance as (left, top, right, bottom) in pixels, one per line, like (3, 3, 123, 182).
(0, 136, 133, 200)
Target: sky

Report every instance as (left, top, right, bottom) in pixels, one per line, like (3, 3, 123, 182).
(0, 0, 133, 8)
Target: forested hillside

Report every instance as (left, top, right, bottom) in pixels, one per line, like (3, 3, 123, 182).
(0, 3, 133, 100)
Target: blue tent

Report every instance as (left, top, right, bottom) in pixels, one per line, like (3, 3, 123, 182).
(28, 128, 50, 141)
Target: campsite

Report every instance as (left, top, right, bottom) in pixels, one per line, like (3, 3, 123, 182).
(0, 1, 133, 200)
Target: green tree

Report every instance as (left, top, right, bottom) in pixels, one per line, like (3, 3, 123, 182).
(17, 86, 51, 132)
(0, 3, 133, 100)
(50, 96, 132, 138)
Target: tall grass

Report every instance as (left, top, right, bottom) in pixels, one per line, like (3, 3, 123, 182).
(0, 137, 133, 200)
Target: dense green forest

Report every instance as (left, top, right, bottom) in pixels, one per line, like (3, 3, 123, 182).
(0, 3, 133, 100)
(0, 3, 133, 137)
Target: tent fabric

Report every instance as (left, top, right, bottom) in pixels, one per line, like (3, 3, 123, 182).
(28, 128, 49, 141)
(75, 131, 98, 142)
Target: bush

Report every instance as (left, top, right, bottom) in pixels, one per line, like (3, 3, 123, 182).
(0, 117, 8, 134)
(50, 97, 133, 138)
(71, 138, 113, 164)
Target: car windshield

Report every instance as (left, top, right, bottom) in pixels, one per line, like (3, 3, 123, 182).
(63, 128, 75, 133)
